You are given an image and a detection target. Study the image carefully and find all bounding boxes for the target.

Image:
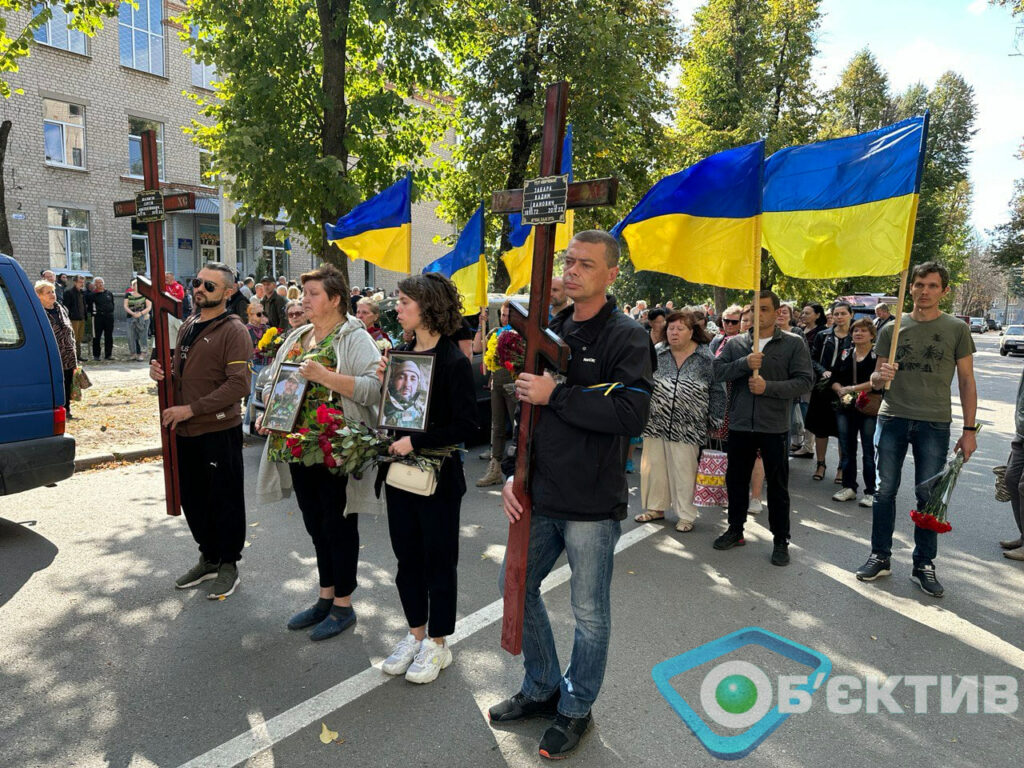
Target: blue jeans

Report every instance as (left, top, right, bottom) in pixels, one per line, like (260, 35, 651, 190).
(836, 409, 876, 494)
(498, 515, 621, 718)
(871, 415, 950, 566)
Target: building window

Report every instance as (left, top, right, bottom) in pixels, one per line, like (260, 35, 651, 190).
(128, 116, 165, 179)
(262, 230, 289, 279)
(118, 0, 164, 76)
(43, 99, 86, 168)
(190, 28, 217, 89)
(199, 148, 215, 185)
(32, 4, 87, 54)
(47, 207, 90, 271)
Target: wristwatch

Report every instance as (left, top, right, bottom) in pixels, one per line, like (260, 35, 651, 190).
(963, 425, 979, 432)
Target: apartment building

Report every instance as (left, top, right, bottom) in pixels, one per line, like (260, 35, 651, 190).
(2, 1, 452, 302)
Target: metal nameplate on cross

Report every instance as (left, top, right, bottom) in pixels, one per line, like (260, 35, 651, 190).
(490, 81, 618, 655)
(113, 130, 193, 517)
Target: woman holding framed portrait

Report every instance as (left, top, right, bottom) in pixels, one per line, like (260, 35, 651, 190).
(255, 263, 382, 642)
(377, 273, 477, 684)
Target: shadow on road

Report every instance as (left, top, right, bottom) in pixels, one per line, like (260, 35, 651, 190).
(0, 517, 58, 610)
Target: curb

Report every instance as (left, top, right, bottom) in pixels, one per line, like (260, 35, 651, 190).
(75, 435, 265, 471)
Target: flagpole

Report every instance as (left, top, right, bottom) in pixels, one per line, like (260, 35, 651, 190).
(752, 142, 765, 378)
(884, 268, 909, 390)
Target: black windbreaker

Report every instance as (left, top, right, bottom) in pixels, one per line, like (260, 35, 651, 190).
(502, 297, 654, 521)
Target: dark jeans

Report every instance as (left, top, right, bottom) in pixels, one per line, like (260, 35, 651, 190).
(385, 477, 462, 637)
(1002, 435, 1024, 536)
(62, 367, 74, 418)
(176, 426, 246, 563)
(725, 431, 791, 542)
(289, 463, 357, 596)
(871, 415, 950, 566)
(92, 314, 113, 359)
(836, 409, 876, 493)
(499, 515, 620, 719)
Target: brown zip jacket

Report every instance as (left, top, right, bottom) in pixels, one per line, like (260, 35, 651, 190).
(171, 312, 253, 437)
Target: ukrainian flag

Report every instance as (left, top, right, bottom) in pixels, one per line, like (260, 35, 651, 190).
(325, 173, 412, 274)
(611, 141, 764, 290)
(424, 203, 488, 314)
(762, 115, 927, 278)
(500, 126, 573, 293)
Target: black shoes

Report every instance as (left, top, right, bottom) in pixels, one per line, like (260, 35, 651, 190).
(910, 564, 944, 597)
(539, 712, 592, 760)
(287, 598, 333, 630)
(771, 541, 790, 566)
(855, 554, 892, 581)
(489, 690, 560, 723)
(713, 529, 745, 550)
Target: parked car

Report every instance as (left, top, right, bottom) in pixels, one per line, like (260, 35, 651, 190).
(1000, 325, 1024, 356)
(0, 253, 76, 495)
(969, 317, 986, 334)
(987, 318, 1001, 331)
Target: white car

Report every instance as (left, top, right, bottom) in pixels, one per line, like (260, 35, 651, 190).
(1000, 325, 1024, 356)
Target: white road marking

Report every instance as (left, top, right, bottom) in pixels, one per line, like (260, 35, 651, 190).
(176, 523, 660, 768)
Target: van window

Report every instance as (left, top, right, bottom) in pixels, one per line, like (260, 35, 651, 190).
(0, 278, 26, 348)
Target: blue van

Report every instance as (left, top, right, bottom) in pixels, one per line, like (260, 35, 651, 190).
(0, 253, 76, 495)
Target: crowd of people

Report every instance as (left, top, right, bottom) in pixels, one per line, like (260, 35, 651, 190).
(34, 242, 1019, 761)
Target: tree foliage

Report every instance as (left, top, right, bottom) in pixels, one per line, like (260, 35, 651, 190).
(821, 47, 891, 137)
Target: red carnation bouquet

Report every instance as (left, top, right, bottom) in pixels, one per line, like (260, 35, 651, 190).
(909, 428, 980, 533)
(496, 329, 525, 375)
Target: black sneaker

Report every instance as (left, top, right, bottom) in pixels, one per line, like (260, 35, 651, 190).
(771, 540, 790, 566)
(855, 554, 892, 581)
(910, 564, 944, 597)
(713, 529, 745, 550)
(538, 712, 592, 760)
(489, 690, 560, 723)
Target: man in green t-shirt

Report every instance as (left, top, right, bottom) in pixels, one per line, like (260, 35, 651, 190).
(855, 262, 978, 597)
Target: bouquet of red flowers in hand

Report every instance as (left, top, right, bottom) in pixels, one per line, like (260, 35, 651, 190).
(909, 428, 980, 533)
(496, 329, 525, 375)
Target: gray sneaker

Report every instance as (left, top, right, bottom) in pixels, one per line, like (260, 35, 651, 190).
(175, 556, 219, 589)
(207, 562, 240, 599)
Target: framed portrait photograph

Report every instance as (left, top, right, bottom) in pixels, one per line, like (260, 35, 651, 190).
(379, 352, 434, 433)
(263, 363, 309, 433)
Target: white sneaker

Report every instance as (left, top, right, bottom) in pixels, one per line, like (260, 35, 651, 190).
(404, 638, 453, 684)
(747, 498, 763, 514)
(859, 494, 874, 508)
(832, 488, 857, 502)
(381, 633, 420, 676)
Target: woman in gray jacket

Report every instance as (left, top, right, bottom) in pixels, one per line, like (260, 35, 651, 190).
(256, 264, 382, 641)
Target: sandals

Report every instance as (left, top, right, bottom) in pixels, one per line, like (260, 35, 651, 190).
(635, 511, 665, 523)
(813, 461, 826, 481)
(675, 521, 694, 533)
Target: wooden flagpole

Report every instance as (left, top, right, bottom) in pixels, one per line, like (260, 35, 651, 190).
(883, 268, 909, 390)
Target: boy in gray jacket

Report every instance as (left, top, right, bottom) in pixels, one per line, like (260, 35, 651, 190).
(712, 290, 814, 565)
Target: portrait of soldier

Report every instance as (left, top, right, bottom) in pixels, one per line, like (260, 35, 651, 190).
(266, 374, 305, 431)
(382, 357, 431, 431)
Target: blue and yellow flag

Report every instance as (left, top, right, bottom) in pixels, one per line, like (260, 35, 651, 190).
(325, 173, 412, 274)
(611, 142, 764, 290)
(762, 115, 928, 278)
(424, 203, 488, 314)
(500, 126, 574, 293)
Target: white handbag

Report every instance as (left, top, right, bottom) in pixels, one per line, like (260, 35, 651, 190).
(385, 462, 438, 496)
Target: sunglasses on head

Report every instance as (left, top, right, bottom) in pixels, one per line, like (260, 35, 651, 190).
(191, 278, 219, 292)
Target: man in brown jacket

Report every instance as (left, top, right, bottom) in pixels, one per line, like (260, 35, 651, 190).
(150, 262, 252, 599)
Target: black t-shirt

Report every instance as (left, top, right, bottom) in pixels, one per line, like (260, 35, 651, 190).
(178, 312, 228, 375)
(832, 348, 877, 388)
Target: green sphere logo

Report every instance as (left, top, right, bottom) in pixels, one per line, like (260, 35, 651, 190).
(700, 661, 773, 729)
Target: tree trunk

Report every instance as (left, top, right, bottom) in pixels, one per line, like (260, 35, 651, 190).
(0, 120, 13, 257)
(713, 286, 727, 317)
(317, 0, 350, 286)
(494, 0, 544, 292)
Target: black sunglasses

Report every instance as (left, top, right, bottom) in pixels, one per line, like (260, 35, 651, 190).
(191, 278, 219, 292)
(254, 311, 266, 317)
(287, 311, 305, 318)
(721, 318, 740, 325)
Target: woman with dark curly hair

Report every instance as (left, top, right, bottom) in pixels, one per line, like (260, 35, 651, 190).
(377, 272, 477, 685)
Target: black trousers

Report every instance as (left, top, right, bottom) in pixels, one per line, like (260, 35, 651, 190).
(385, 459, 464, 637)
(289, 463, 358, 596)
(62, 367, 74, 418)
(176, 426, 246, 563)
(725, 430, 791, 542)
(92, 314, 113, 359)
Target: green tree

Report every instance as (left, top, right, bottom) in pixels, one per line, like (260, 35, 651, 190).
(991, 143, 1024, 275)
(180, 0, 459, 267)
(436, 0, 681, 290)
(822, 47, 891, 136)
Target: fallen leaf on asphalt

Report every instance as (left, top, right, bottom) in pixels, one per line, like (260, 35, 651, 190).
(319, 723, 338, 744)
(244, 541, 251, 548)
(870, 636, 877, 641)
(628, 571, 635, 575)
(250, 522, 259, 527)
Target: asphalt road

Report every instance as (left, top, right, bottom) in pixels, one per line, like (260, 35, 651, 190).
(2, 332, 1022, 768)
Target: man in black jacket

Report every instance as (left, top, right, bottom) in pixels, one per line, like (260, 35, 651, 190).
(490, 230, 653, 760)
(63, 275, 88, 361)
(87, 277, 115, 360)
(260, 276, 287, 329)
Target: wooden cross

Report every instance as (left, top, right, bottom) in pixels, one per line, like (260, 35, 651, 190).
(490, 81, 618, 655)
(113, 130, 194, 518)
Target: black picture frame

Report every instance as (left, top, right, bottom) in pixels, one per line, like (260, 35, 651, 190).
(263, 362, 309, 433)
(378, 351, 434, 433)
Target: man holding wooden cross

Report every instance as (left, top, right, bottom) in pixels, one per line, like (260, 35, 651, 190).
(491, 230, 653, 759)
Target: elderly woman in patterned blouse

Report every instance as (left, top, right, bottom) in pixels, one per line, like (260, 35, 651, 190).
(635, 309, 726, 532)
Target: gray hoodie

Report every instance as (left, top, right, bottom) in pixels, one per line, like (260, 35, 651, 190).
(256, 315, 383, 513)
(713, 327, 814, 434)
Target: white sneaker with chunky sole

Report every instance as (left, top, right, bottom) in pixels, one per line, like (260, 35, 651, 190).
(405, 638, 452, 684)
(381, 633, 420, 676)
(832, 487, 857, 502)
